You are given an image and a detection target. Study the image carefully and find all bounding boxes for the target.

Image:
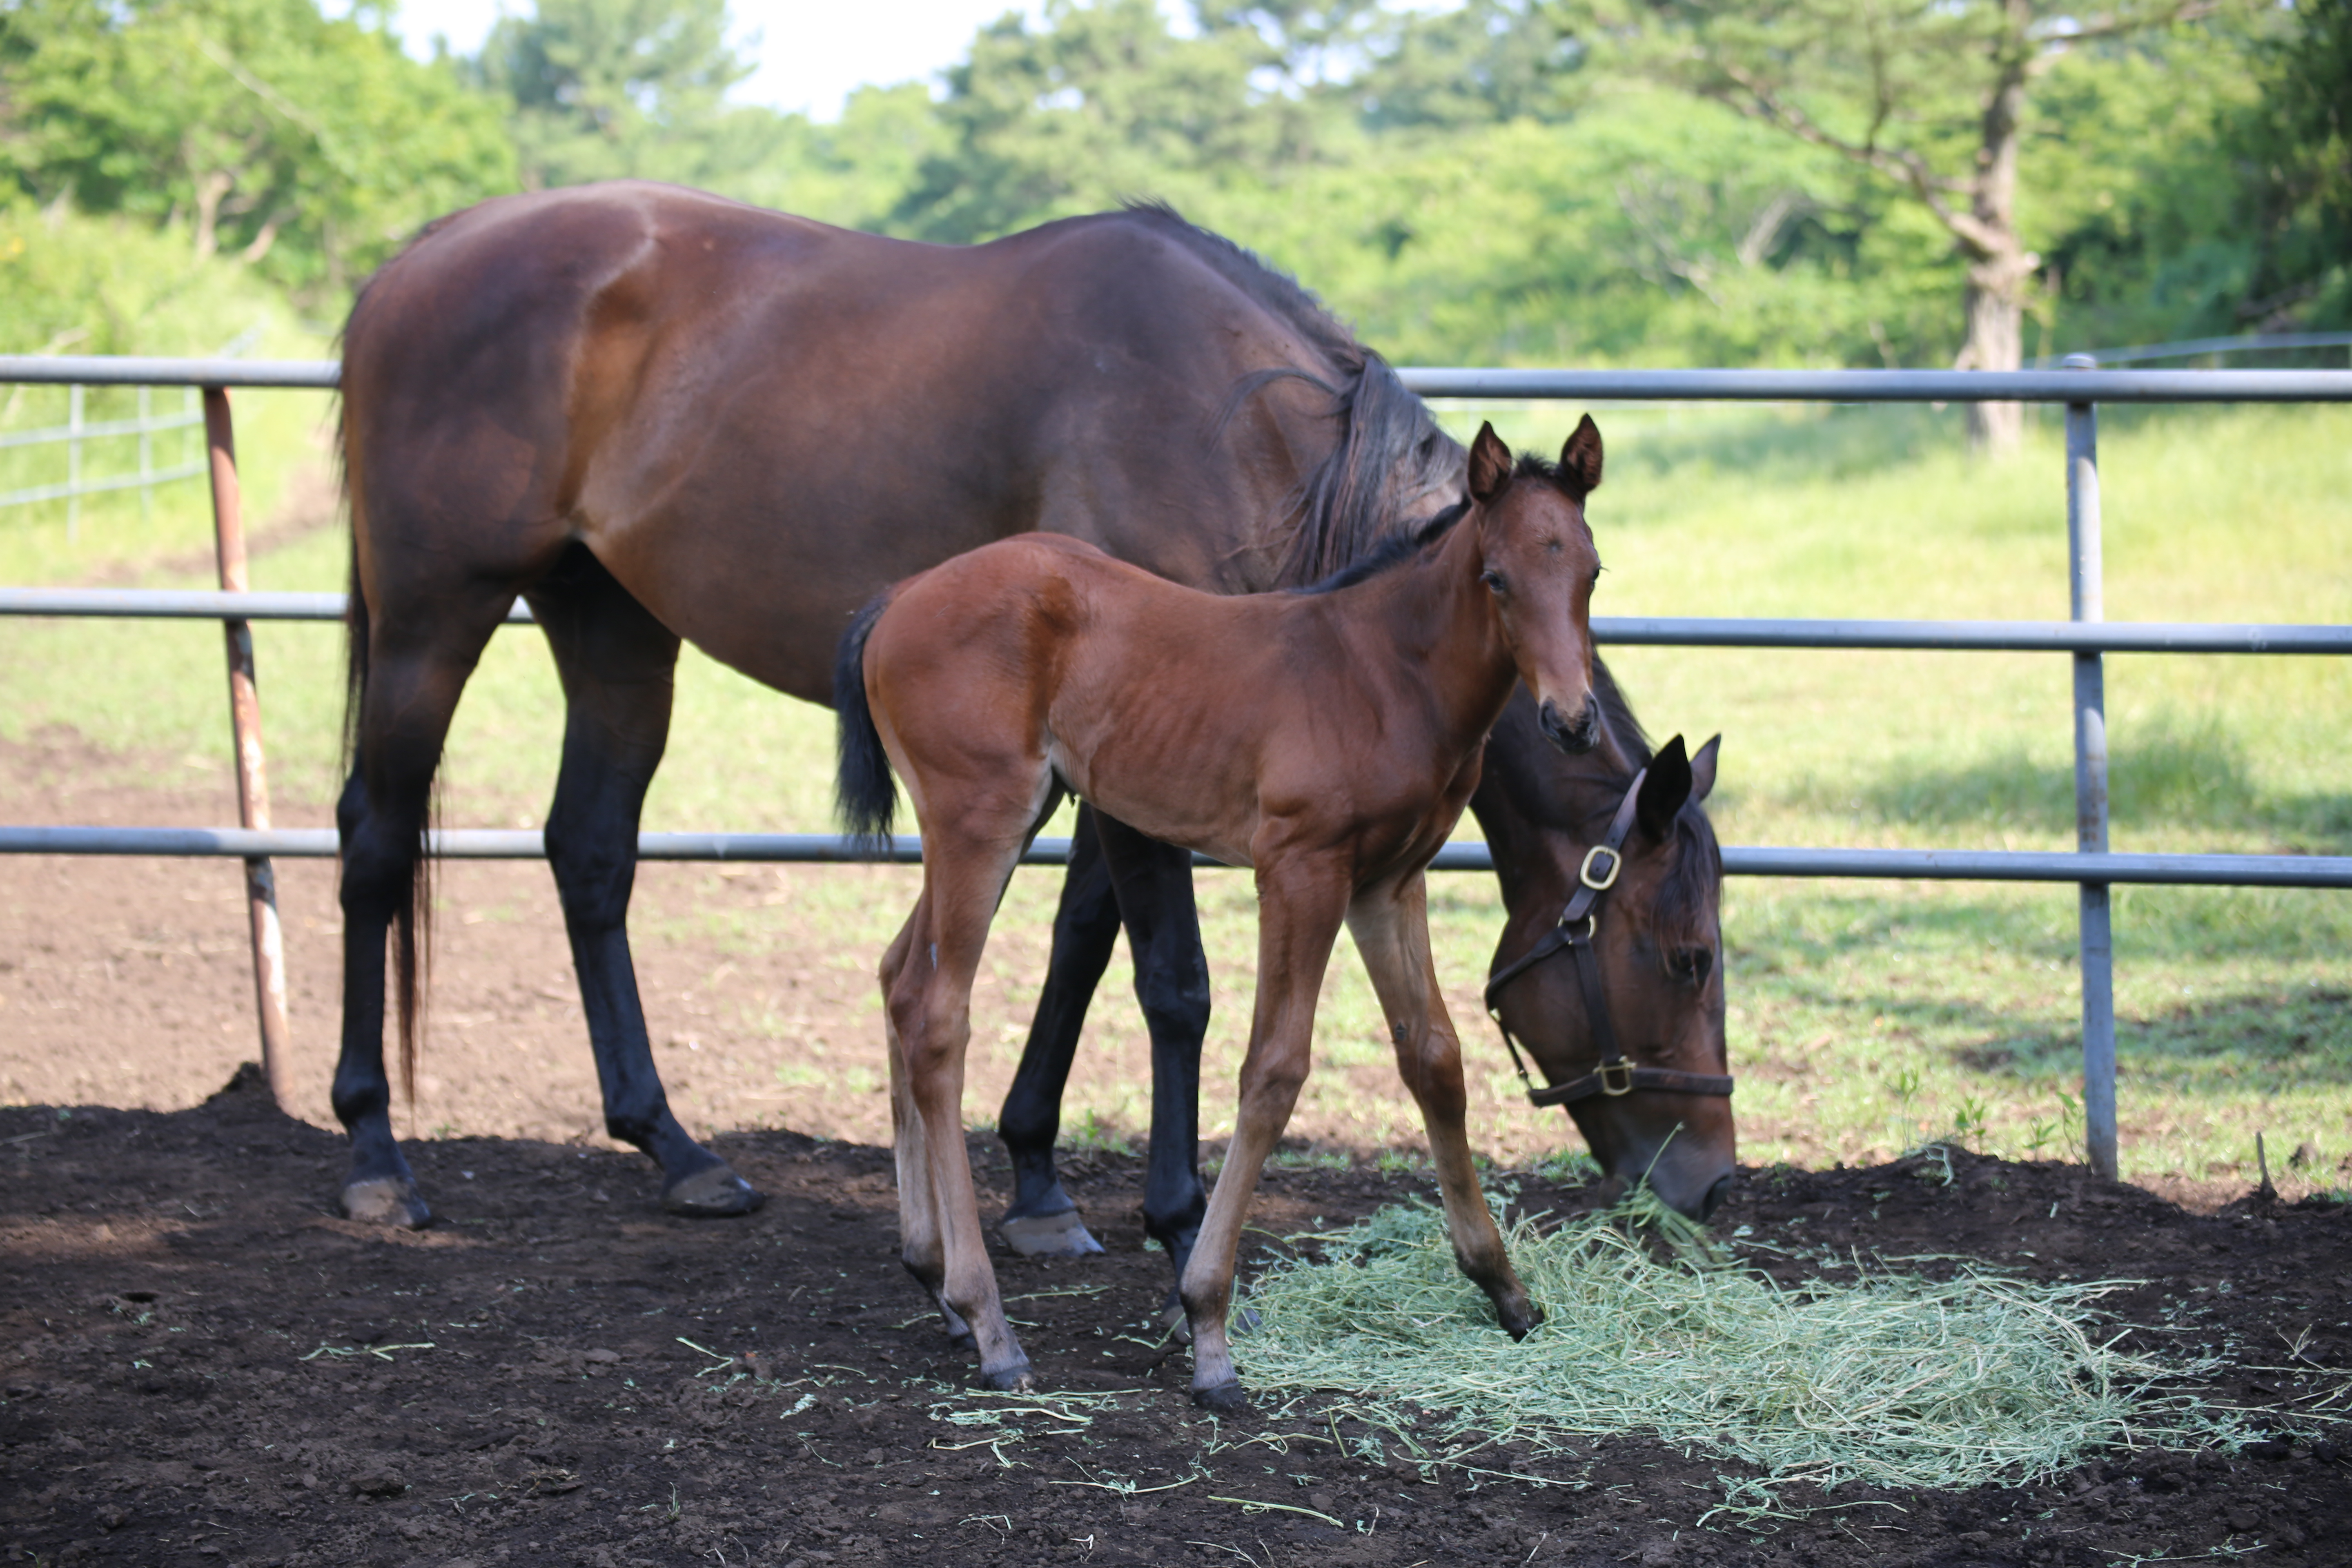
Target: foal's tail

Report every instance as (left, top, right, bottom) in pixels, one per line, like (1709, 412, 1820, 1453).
(833, 592, 899, 853)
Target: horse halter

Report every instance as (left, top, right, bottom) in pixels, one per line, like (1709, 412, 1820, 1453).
(1481, 766, 1737, 1109)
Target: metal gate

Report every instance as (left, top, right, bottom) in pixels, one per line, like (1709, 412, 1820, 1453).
(4, 353, 2349, 1179)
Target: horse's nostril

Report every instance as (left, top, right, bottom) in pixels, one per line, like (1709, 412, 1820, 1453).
(1698, 1173, 1735, 1221)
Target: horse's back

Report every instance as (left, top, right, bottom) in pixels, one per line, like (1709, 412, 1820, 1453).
(341, 186, 1344, 702)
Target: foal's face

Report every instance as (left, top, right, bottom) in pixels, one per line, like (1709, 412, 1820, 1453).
(1468, 419, 1606, 754)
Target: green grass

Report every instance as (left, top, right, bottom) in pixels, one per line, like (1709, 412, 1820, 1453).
(2, 396, 2346, 1189)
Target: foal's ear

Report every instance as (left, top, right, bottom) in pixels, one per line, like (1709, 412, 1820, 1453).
(1468, 421, 1513, 503)
(1559, 414, 1603, 499)
(1637, 733, 1693, 838)
(1689, 734, 1721, 804)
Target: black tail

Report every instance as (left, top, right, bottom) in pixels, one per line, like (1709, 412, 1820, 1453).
(833, 592, 899, 853)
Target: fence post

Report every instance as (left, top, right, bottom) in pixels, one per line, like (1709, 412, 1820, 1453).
(67, 383, 83, 541)
(203, 388, 294, 1111)
(2064, 354, 2118, 1180)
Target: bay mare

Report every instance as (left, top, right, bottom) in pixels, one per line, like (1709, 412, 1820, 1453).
(837, 425, 1604, 1403)
(332, 181, 1734, 1267)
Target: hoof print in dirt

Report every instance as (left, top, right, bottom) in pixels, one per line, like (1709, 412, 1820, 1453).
(340, 1176, 430, 1229)
(999, 1206, 1105, 1257)
(661, 1163, 765, 1216)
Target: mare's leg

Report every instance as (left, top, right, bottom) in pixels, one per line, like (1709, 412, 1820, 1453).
(1092, 812, 1211, 1292)
(996, 807, 1120, 1257)
(888, 829, 1038, 1390)
(334, 590, 514, 1226)
(1347, 873, 1536, 1337)
(1179, 858, 1350, 1408)
(528, 549, 760, 1216)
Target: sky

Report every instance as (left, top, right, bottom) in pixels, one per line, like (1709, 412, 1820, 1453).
(381, 0, 1045, 120)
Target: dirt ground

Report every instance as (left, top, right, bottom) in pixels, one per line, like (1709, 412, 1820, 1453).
(6, 738, 2352, 1568)
(3, 1071, 2349, 1568)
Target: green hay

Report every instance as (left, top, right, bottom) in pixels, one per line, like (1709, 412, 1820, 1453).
(1232, 1197, 2245, 1505)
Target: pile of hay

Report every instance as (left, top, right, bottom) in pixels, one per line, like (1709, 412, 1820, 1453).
(1232, 1198, 2238, 1501)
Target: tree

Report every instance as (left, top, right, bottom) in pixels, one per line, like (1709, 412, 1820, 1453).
(2225, 0, 2352, 331)
(0, 0, 514, 294)
(1564, 0, 2227, 451)
(469, 0, 788, 192)
(893, 0, 1334, 244)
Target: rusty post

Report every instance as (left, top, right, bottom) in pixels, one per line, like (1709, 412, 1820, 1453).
(204, 387, 294, 1110)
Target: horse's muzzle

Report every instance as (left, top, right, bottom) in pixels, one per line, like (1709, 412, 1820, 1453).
(1538, 695, 1601, 754)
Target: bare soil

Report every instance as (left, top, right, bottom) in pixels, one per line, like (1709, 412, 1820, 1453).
(4, 739, 2351, 1568)
(2, 1073, 2349, 1568)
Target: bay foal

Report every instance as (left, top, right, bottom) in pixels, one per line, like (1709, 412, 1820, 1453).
(836, 421, 1607, 1405)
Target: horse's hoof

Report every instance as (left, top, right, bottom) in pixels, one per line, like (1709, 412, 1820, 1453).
(1191, 1380, 1247, 1412)
(982, 1359, 1035, 1392)
(662, 1164, 765, 1217)
(341, 1177, 430, 1230)
(939, 1302, 978, 1352)
(1000, 1207, 1105, 1258)
(1501, 1300, 1545, 1341)
(1159, 1299, 1192, 1345)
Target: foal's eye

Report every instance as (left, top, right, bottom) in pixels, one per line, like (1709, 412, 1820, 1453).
(1481, 570, 1508, 595)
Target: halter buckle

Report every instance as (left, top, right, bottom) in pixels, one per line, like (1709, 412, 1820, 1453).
(1598, 1058, 1636, 1096)
(1579, 844, 1622, 892)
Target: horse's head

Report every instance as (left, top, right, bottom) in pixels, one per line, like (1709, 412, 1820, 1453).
(1466, 419, 1606, 756)
(1475, 700, 1736, 1221)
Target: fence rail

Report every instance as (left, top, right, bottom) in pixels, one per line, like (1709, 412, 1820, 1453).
(3, 353, 2349, 1180)
(0, 382, 204, 530)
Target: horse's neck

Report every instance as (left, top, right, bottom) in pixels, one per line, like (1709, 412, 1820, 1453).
(1355, 519, 1518, 746)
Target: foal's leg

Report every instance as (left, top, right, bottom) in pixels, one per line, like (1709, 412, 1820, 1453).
(528, 550, 761, 1216)
(334, 589, 514, 1227)
(1180, 858, 1350, 1409)
(1093, 812, 1211, 1295)
(887, 831, 1037, 1390)
(996, 808, 1120, 1257)
(1347, 873, 1537, 1338)
(880, 906, 973, 1348)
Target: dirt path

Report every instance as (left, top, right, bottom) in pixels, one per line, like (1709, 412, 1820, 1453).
(3, 1073, 2348, 1568)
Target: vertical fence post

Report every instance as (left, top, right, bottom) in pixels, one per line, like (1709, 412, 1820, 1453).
(66, 383, 83, 541)
(2064, 354, 2118, 1180)
(203, 387, 294, 1111)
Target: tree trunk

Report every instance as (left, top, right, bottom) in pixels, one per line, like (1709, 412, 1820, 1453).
(1960, 252, 2030, 453)
(1959, 2, 2035, 457)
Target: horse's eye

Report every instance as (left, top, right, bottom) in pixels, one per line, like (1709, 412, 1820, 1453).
(1481, 570, 1507, 595)
(1674, 947, 1715, 987)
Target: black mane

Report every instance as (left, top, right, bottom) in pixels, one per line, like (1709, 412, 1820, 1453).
(1116, 201, 1462, 587)
(1289, 498, 1470, 595)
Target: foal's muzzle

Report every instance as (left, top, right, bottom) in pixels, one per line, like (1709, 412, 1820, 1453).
(1539, 695, 1601, 754)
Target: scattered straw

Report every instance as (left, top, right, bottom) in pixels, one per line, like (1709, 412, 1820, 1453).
(1232, 1196, 2246, 1503)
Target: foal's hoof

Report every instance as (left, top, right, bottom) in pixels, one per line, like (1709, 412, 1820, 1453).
(1000, 1207, 1106, 1258)
(1191, 1380, 1248, 1412)
(938, 1302, 978, 1352)
(1500, 1299, 1545, 1342)
(982, 1359, 1035, 1393)
(662, 1164, 765, 1218)
(341, 1177, 430, 1230)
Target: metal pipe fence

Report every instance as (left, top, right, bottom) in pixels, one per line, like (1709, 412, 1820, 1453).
(0, 382, 205, 533)
(3, 355, 2348, 1179)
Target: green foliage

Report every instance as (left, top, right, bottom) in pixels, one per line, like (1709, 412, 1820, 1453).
(893, 0, 1334, 243)
(2220, 0, 2352, 330)
(0, 0, 515, 295)
(469, 0, 785, 192)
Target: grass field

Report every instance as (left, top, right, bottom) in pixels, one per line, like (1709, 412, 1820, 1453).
(2, 394, 2345, 1192)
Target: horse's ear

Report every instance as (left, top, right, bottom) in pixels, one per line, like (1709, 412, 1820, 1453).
(1637, 733, 1693, 837)
(1688, 734, 1721, 804)
(1559, 414, 1603, 498)
(1468, 421, 1512, 503)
